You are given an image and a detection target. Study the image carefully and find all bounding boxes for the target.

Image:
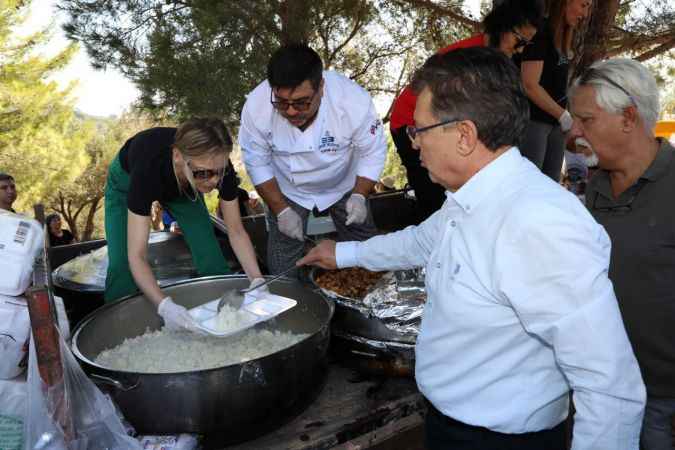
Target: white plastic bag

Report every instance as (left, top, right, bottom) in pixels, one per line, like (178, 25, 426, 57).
(0, 211, 44, 296)
(0, 294, 30, 379)
(0, 376, 27, 450)
(53, 296, 71, 342)
(24, 331, 142, 450)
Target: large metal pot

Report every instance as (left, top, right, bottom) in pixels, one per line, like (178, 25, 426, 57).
(71, 275, 333, 443)
(310, 268, 416, 377)
(52, 226, 261, 326)
(310, 268, 416, 345)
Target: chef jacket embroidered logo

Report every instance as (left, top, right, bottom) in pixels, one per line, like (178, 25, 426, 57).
(370, 119, 381, 135)
(319, 131, 339, 153)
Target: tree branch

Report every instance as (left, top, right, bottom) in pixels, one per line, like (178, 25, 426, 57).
(392, 0, 479, 31)
(606, 31, 675, 58)
(328, 5, 368, 63)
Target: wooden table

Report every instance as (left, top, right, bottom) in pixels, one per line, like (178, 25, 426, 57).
(223, 363, 426, 450)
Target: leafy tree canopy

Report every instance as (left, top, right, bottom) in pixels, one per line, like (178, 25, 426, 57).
(58, 0, 473, 121)
(0, 0, 91, 213)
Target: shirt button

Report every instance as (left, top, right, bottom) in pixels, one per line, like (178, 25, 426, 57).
(436, 262, 441, 268)
(465, 204, 471, 211)
(450, 220, 456, 227)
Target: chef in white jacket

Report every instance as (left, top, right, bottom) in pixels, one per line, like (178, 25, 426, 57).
(239, 43, 386, 275)
(299, 48, 645, 450)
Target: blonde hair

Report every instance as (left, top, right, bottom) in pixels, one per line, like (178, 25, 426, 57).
(174, 117, 233, 198)
(175, 117, 232, 157)
(548, 0, 576, 55)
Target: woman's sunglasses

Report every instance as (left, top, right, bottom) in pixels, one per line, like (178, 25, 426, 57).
(187, 161, 230, 181)
(512, 29, 532, 50)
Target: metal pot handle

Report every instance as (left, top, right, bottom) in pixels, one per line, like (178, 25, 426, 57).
(90, 373, 140, 392)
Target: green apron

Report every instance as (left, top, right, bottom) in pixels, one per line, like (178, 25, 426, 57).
(104, 155, 231, 302)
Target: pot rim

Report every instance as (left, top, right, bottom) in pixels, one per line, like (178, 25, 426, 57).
(71, 274, 333, 376)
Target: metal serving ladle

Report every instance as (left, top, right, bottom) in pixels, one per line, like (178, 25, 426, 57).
(216, 264, 298, 312)
(216, 235, 319, 313)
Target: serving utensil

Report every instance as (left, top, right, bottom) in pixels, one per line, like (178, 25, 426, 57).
(217, 264, 298, 313)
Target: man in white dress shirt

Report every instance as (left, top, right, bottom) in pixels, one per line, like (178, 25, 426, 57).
(239, 44, 386, 275)
(298, 47, 645, 450)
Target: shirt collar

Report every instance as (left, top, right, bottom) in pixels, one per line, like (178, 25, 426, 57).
(591, 138, 674, 198)
(642, 138, 673, 181)
(448, 147, 522, 214)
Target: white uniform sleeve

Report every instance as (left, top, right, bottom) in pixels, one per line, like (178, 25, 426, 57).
(336, 207, 445, 271)
(239, 100, 275, 186)
(495, 201, 646, 450)
(350, 98, 387, 182)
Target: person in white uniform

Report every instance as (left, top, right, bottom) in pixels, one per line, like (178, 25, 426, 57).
(298, 47, 646, 450)
(239, 43, 386, 275)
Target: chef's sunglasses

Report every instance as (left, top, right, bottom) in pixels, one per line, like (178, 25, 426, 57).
(407, 118, 462, 141)
(512, 29, 532, 50)
(270, 89, 318, 112)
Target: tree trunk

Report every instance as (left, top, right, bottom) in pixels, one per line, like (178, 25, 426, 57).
(278, 0, 311, 44)
(81, 197, 101, 242)
(573, 0, 620, 77)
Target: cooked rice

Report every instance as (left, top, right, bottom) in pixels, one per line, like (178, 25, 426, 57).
(94, 327, 308, 373)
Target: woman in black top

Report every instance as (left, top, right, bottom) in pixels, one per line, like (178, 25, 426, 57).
(520, 0, 591, 181)
(46, 213, 75, 246)
(104, 118, 265, 333)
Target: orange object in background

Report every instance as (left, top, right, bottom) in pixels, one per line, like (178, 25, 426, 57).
(655, 120, 675, 141)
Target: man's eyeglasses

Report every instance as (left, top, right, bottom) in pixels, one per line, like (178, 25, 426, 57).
(187, 161, 230, 181)
(579, 68, 637, 107)
(512, 29, 532, 50)
(406, 118, 461, 141)
(592, 179, 647, 213)
(270, 89, 318, 112)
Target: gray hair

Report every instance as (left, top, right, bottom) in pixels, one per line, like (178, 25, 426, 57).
(570, 58, 659, 133)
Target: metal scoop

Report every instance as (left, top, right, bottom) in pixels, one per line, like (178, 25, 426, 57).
(216, 264, 298, 313)
(216, 236, 321, 313)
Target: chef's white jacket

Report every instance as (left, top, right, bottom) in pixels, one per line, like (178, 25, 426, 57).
(239, 71, 387, 211)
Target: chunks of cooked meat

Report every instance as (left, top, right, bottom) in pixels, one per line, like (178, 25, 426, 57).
(315, 268, 385, 299)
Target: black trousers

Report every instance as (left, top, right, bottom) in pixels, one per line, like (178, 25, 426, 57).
(391, 125, 446, 225)
(425, 401, 567, 450)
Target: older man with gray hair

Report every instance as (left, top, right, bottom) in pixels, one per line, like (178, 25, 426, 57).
(568, 58, 675, 450)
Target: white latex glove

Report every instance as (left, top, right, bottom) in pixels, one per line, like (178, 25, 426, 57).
(345, 193, 367, 226)
(157, 297, 205, 334)
(558, 109, 573, 132)
(277, 207, 304, 241)
(244, 277, 270, 304)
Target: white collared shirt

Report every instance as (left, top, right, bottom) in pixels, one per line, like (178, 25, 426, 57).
(337, 148, 645, 450)
(239, 71, 387, 211)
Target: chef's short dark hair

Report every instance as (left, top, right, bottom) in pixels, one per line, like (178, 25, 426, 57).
(411, 47, 529, 151)
(267, 43, 323, 91)
(0, 172, 14, 182)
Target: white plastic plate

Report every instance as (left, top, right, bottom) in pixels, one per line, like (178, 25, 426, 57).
(188, 294, 297, 338)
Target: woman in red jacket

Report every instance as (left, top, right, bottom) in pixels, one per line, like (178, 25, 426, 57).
(390, 0, 543, 223)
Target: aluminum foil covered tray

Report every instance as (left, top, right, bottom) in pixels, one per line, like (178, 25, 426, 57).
(312, 267, 426, 338)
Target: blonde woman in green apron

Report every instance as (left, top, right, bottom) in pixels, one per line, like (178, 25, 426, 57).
(104, 118, 266, 333)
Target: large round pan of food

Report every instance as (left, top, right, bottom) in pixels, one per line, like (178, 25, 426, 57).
(310, 267, 417, 345)
(71, 274, 332, 442)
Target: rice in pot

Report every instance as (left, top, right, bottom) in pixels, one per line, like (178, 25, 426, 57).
(94, 327, 308, 373)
